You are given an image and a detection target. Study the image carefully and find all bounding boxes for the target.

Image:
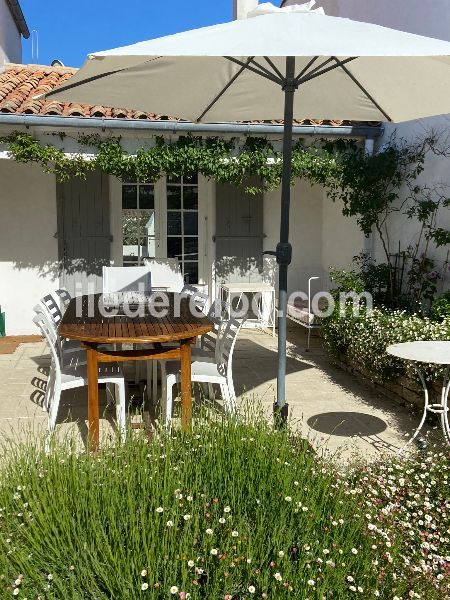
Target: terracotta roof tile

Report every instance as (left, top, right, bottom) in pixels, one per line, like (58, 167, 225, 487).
(0, 63, 380, 129)
(0, 63, 167, 121)
(41, 101, 64, 116)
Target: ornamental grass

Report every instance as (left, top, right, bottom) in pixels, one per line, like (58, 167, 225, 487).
(0, 413, 448, 599)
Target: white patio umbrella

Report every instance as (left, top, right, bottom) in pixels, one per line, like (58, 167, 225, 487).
(46, 1, 450, 421)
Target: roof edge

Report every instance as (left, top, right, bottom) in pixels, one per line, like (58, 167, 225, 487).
(5, 0, 30, 39)
(4, 62, 78, 74)
(0, 113, 383, 139)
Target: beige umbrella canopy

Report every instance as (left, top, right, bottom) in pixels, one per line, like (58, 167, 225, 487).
(47, 1, 450, 419)
(47, 2, 450, 124)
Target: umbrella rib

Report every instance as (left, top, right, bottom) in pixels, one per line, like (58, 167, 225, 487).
(225, 57, 283, 85)
(263, 57, 284, 80)
(249, 58, 284, 82)
(330, 57, 393, 122)
(294, 56, 320, 82)
(45, 67, 128, 99)
(297, 57, 357, 85)
(196, 57, 255, 122)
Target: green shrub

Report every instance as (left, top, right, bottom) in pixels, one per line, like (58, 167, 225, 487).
(0, 415, 445, 599)
(322, 306, 450, 382)
(431, 291, 450, 321)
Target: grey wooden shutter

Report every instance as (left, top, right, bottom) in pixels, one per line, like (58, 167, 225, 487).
(57, 171, 111, 297)
(215, 179, 264, 284)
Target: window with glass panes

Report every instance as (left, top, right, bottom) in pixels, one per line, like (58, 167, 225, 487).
(166, 174, 199, 284)
(122, 182, 156, 266)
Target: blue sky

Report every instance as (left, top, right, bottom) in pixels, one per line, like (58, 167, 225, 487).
(20, 1, 235, 67)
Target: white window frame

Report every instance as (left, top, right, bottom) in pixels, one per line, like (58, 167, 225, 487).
(113, 175, 208, 289)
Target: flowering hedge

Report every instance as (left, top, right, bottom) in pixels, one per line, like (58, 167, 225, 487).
(322, 308, 450, 383)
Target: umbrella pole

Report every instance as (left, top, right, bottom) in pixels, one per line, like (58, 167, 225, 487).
(274, 55, 296, 426)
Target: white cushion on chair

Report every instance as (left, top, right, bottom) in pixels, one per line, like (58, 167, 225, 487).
(287, 299, 318, 325)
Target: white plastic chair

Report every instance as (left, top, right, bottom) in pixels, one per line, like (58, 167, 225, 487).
(35, 299, 82, 360)
(41, 293, 63, 325)
(33, 304, 86, 412)
(180, 284, 209, 314)
(102, 266, 152, 294)
(148, 298, 226, 401)
(143, 258, 184, 292)
(33, 312, 127, 441)
(162, 316, 245, 427)
(55, 288, 72, 311)
(102, 266, 153, 384)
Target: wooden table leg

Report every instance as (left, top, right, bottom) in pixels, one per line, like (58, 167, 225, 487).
(86, 345, 100, 451)
(180, 338, 193, 431)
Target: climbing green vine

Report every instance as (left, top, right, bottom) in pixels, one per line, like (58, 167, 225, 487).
(0, 131, 342, 191)
(1, 130, 448, 256)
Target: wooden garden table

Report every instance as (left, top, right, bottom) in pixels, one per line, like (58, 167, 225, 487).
(58, 293, 212, 450)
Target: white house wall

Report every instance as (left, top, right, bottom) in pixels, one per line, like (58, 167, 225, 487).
(285, 0, 450, 40)
(0, 161, 58, 335)
(0, 0, 22, 66)
(321, 193, 362, 282)
(373, 119, 450, 284)
(263, 180, 362, 296)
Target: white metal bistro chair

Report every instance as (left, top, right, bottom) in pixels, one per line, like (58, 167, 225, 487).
(161, 315, 245, 427)
(33, 312, 127, 441)
(143, 258, 184, 292)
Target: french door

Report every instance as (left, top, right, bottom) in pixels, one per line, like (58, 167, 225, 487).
(121, 174, 202, 285)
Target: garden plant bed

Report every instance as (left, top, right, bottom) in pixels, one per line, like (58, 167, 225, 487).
(0, 413, 449, 599)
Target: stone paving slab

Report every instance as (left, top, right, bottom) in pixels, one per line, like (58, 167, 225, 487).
(0, 329, 441, 461)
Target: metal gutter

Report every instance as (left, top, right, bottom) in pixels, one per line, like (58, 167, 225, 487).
(5, 0, 30, 39)
(0, 114, 382, 138)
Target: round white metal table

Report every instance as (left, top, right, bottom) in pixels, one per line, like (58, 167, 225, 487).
(387, 341, 450, 451)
